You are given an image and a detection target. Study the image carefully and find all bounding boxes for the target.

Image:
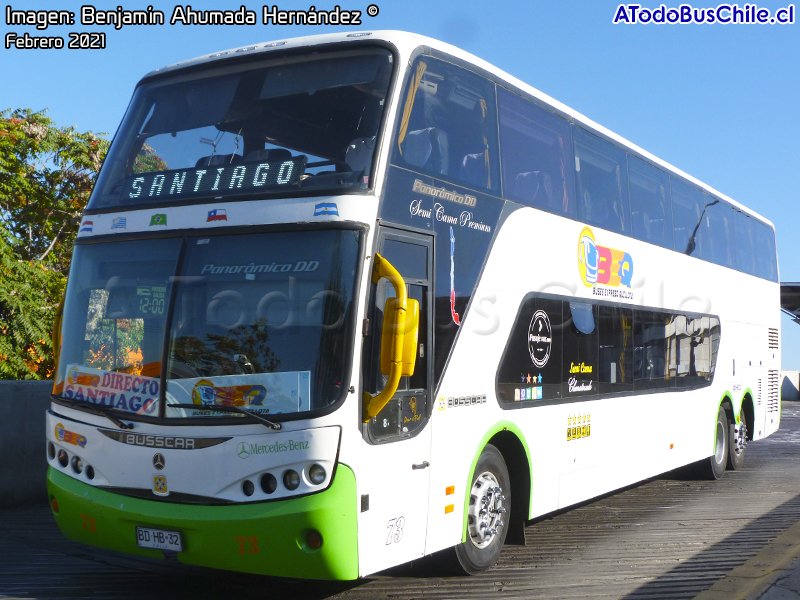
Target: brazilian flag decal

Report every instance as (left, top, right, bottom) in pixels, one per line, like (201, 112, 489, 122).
(150, 214, 167, 226)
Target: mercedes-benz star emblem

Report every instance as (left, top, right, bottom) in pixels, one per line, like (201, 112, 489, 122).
(237, 441, 251, 459)
(153, 453, 165, 470)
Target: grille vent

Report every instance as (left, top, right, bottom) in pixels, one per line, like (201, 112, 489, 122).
(767, 370, 779, 413)
(769, 328, 779, 349)
(757, 379, 762, 406)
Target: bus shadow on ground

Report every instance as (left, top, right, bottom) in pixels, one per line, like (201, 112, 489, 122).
(621, 491, 800, 600)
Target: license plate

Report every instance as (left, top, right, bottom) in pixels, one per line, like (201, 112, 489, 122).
(135, 526, 183, 552)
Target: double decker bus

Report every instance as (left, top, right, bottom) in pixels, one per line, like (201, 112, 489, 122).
(47, 31, 781, 579)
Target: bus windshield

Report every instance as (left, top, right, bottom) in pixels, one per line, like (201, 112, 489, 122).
(53, 229, 362, 421)
(88, 47, 394, 210)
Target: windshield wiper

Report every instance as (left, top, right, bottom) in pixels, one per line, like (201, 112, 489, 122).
(168, 404, 282, 431)
(51, 394, 134, 430)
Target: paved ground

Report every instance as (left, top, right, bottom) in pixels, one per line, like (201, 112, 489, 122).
(2, 402, 800, 600)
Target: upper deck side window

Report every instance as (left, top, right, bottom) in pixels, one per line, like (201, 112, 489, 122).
(88, 47, 395, 210)
(497, 85, 576, 217)
(391, 55, 501, 195)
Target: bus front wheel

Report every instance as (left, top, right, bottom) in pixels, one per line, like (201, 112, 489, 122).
(452, 444, 510, 574)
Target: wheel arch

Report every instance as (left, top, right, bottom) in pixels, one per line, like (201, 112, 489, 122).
(462, 422, 531, 546)
(741, 389, 755, 441)
(716, 393, 735, 454)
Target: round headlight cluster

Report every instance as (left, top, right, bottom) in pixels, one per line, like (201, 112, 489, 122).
(283, 470, 301, 491)
(308, 464, 326, 485)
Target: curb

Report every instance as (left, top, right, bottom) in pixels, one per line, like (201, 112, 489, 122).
(694, 517, 800, 600)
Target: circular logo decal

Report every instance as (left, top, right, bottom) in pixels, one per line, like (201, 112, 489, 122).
(236, 441, 251, 459)
(153, 453, 165, 470)
(528, 310, 552, 368)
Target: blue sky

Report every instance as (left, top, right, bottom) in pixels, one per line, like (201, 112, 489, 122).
(2, 0, 799, 367)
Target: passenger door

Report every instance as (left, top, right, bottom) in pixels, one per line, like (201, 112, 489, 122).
(357, 228, 434, 576)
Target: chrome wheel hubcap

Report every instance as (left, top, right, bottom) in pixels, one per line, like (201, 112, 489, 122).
(467, 472, 506, 549)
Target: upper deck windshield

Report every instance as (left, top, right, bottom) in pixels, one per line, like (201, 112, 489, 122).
(53, 228, 362, 421)
(88, 47, 394, 210)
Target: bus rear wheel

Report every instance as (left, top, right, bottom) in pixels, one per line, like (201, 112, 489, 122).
(703, 406, 729, 480)
(452, 444, 510, 574)
(727, 410, 747, 470)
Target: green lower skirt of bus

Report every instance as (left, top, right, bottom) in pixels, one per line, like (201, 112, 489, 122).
(47, 464, 358, 580)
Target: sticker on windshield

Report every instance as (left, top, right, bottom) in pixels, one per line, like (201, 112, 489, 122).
(60, 364, 160, 415)
(167, 372, 311, 417)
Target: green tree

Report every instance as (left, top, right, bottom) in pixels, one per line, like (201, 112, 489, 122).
(0, 109, 109, 379)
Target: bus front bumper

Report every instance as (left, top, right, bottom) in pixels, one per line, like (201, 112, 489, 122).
(46, 464, 358, 580)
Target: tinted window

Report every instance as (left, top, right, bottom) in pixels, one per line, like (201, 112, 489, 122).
(573, 127, 630, 234)
(497, 294, 718, 406)
(562, 302, 598, 398)
(393, 57, 500, 193)
(733, 209, 757, 276)
(672, 315, 720, 388)
(628, 156, 673, 249)
(497, 86, 575, 216)
(753, 221, 779, 282)
(598, 305, 633, 395)
(699, 197, 736, 268)
(670, 178, 704, 255)
(496, 296, 562, 403)
(633, 311, 675, 391)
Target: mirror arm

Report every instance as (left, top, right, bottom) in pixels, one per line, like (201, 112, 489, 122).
(363, 253, 407, 422)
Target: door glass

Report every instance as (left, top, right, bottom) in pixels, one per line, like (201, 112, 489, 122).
(366, 235, 430, 442)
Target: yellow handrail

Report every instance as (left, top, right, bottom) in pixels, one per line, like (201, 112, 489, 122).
(363, 254, 407, 421)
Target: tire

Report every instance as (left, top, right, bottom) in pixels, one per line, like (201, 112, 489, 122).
(727, 409, 747, 470)
(451, 444, 510, 574)
(703, 406, 729, 480)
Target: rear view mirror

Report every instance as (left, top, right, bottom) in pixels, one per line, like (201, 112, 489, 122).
(380, 297, 419, 377)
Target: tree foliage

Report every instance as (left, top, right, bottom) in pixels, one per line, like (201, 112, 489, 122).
(0, 109, 108, 379)
(0, 108, 109, 271)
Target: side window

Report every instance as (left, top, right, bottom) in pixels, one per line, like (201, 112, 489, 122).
(393, 56, 500, 193)
(670, 178, 704, 255)
(628, 155, 673, 249)
(633, 311, 676, 391)
(753, 221, 779, 282)
(573, 126, 630, 235)
(562, 302, 598, 398)
(673, 315, 720, 388)
(497, 86, 576, 216)
(496, 296, 562, 403)
(598, 305, 633, 395)
(733, 209, 757, 276)
(699, 197, 736, 268)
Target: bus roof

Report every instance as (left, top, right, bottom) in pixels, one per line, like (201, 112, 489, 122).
(144, 30, 773, 230)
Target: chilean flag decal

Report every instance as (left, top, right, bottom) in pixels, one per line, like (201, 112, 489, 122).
(207, 209, 227, 222)
(450, 226, 460, 326)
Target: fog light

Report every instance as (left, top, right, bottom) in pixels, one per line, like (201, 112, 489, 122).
(307, 529, 323, 550)
(308, 464, 326, 485)
(261, 473, 277, 494)
(242, 480, 255, 496)
(86, 465, 95, 480)
(48, 442, 55, 460)
(57, 449, 68, 468)
(71, 455, 83, 474)
(283, 470, 300, 490)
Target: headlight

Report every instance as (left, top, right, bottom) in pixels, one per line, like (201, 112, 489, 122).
(283, 470, 301, 491)
(308, 464, 326, 485)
